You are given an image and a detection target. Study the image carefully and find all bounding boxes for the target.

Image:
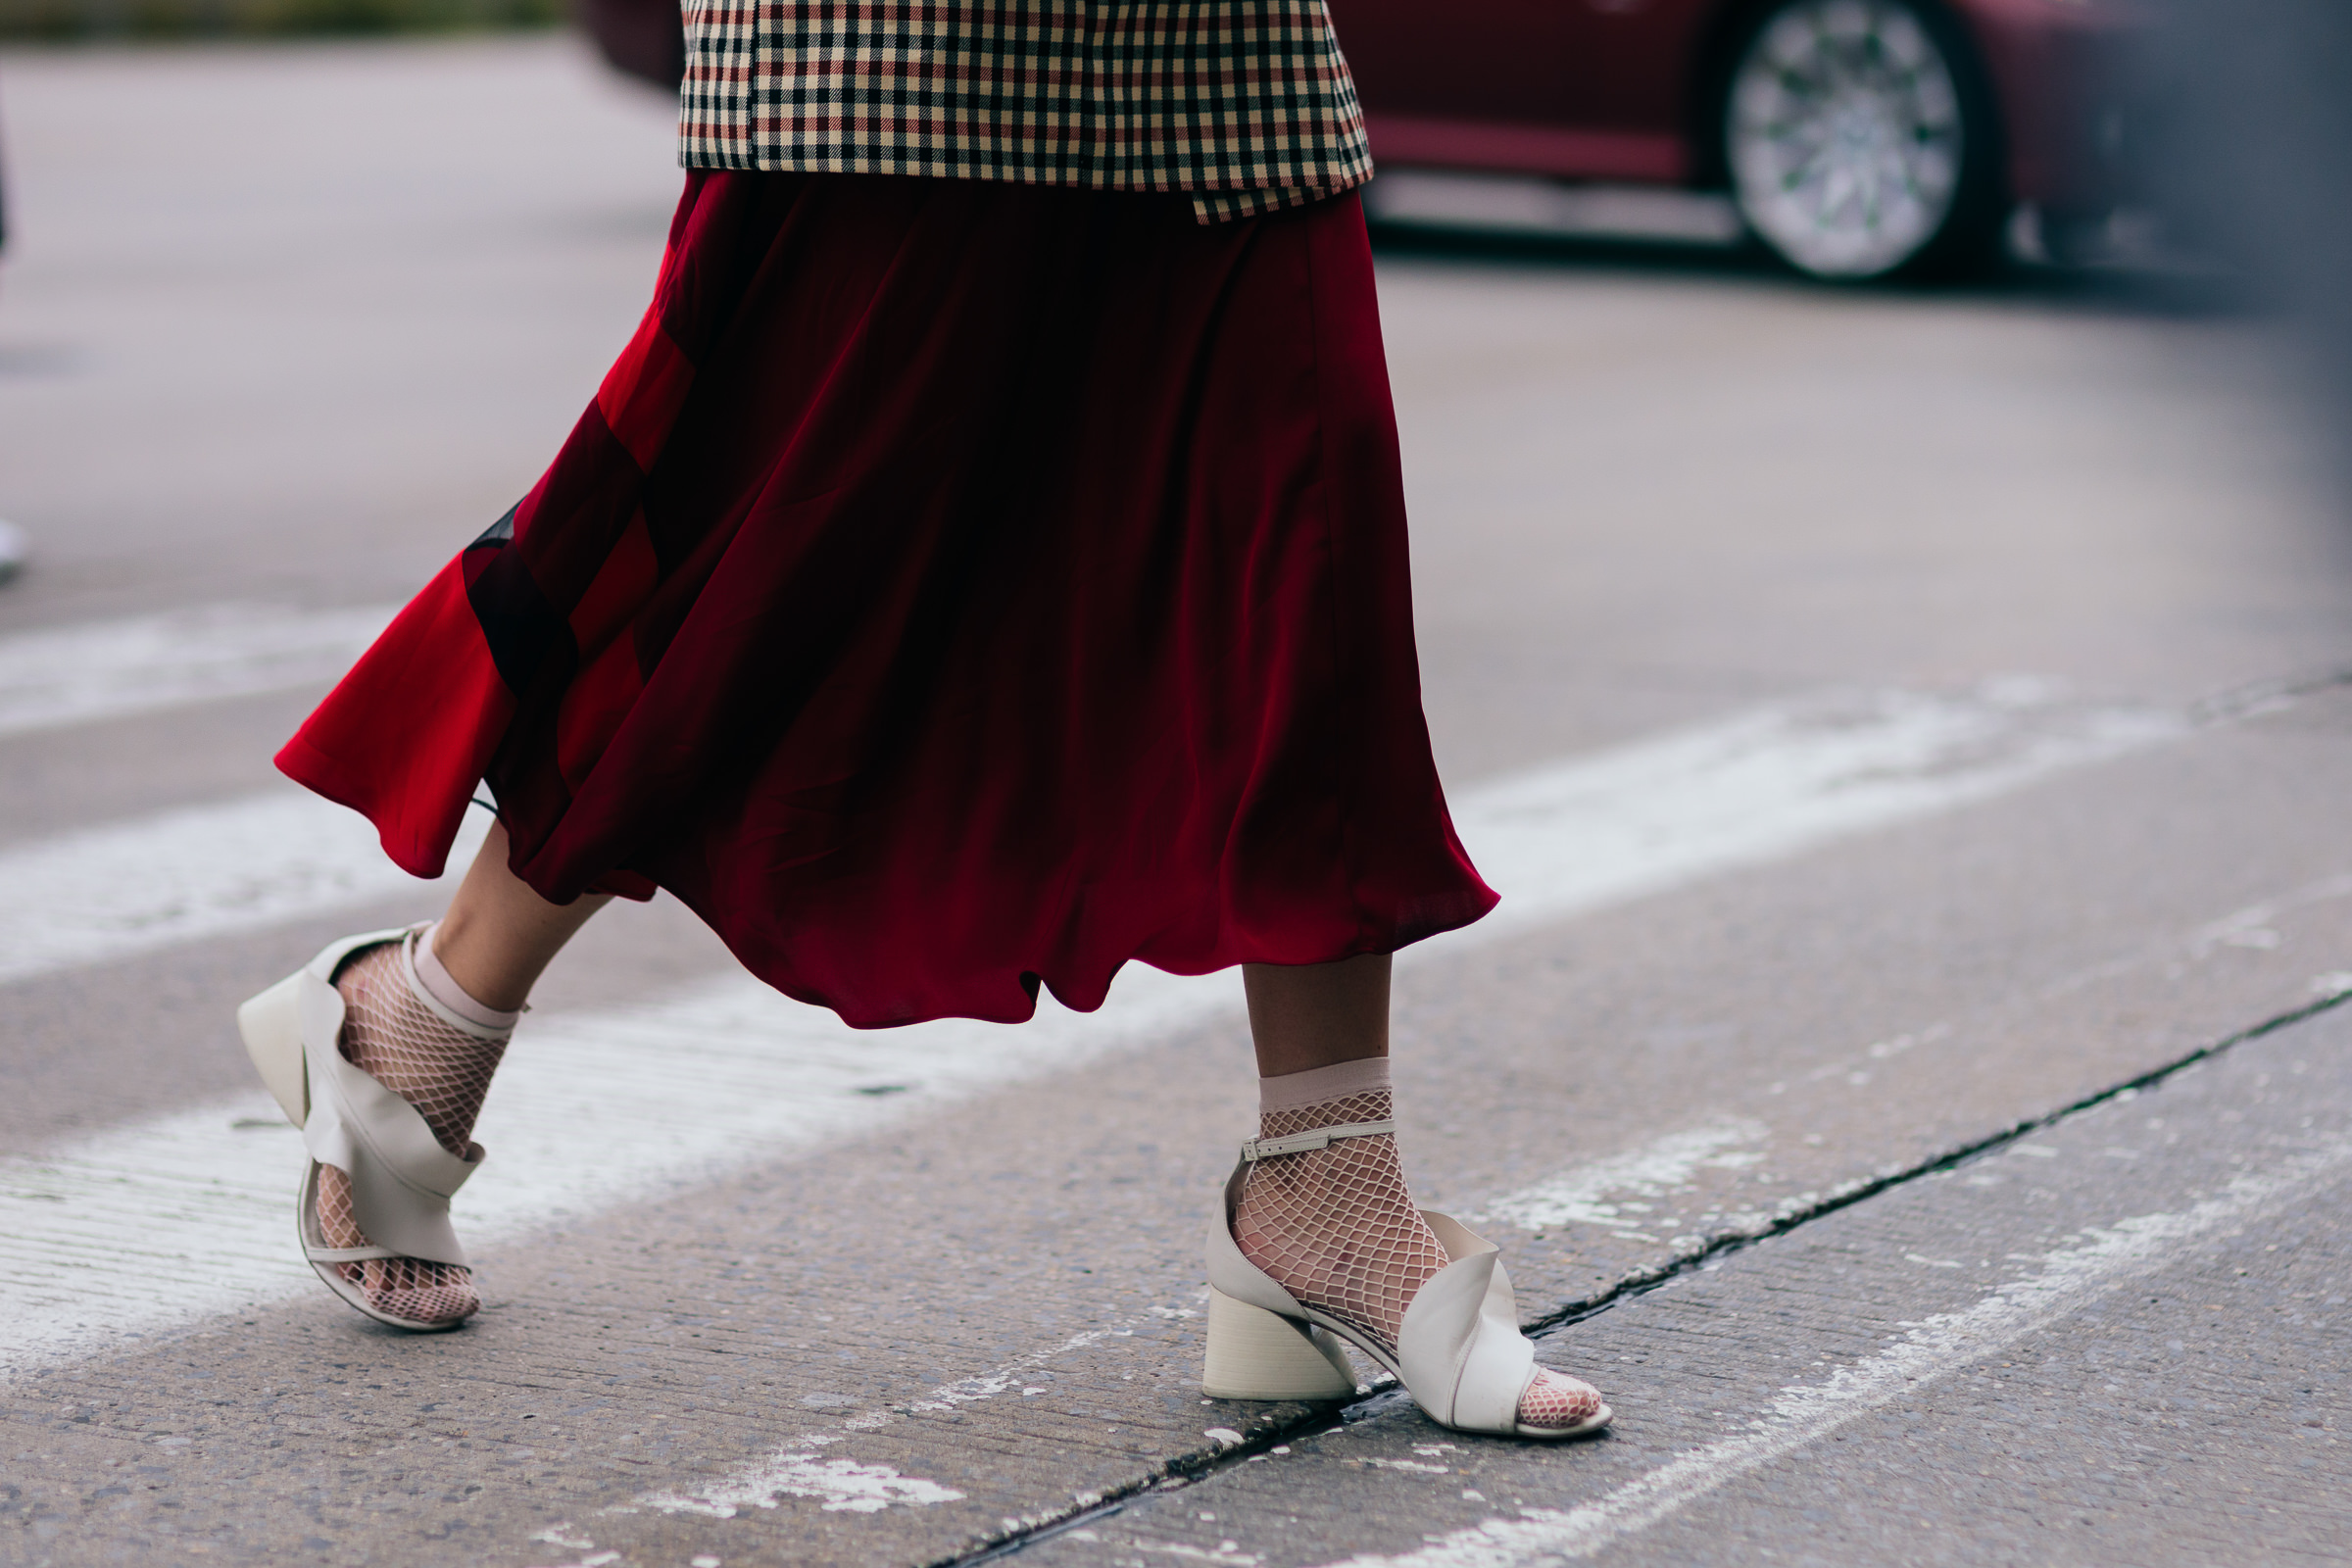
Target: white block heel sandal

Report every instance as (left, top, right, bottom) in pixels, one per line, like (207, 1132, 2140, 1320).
(235, 925, 486, 1333)
(1203, 1119, 1611, 1440)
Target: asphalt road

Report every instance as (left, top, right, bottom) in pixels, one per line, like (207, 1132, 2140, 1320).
(1, 36, 2347, 1568)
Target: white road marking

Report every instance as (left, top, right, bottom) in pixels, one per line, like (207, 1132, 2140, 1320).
(0, 789, 490, 986)
(1313, 1135, 2352, 1568)
(1471, 1120, 1767, 1235)
(1448, 680, 2183, 941)
(0, 965, 1227, 1377)
(0, 681, 2192, 1384)
(0, 601, 393, 741)
(0, 680, 2178, 993)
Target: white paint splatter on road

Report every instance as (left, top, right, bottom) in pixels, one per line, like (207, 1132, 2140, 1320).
(639, 1452, 965, 1516)
(624, 1330, 1118, 1518)
(1472, 1119, 1768, 1234)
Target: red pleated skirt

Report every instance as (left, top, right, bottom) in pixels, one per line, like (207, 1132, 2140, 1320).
(280, 172, 1495, 1027)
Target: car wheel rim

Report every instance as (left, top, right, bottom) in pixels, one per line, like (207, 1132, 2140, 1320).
(1728, 0, 1965, 277)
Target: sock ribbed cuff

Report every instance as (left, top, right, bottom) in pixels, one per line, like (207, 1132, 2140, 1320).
(414, 923, 522, 1033)
(1258, 1054, 1392, 1114)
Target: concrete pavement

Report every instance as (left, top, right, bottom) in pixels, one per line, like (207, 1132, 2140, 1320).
(1, 36, 2347, 1568)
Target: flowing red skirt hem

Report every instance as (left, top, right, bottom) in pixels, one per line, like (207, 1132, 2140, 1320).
(281, 172, 1494, 1028)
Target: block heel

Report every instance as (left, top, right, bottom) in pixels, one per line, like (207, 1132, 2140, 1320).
(1200, 1287, 1358, 1400)
(236, 971, 310, 1126)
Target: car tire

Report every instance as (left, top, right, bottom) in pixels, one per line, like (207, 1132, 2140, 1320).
(1722, 0, 2003, 281)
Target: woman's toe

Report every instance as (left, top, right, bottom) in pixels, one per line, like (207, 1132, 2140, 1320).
(1517, 1368, 1609, 1432)
(359, 1260, 480, 1327)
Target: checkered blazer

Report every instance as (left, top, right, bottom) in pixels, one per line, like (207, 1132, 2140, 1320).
(677, 1, 1374, 223)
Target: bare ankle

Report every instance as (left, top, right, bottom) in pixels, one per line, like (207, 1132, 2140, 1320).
(431, 821, 609, 1011)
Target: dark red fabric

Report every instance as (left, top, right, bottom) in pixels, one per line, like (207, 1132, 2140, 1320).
(281, 172, 1495, 1028)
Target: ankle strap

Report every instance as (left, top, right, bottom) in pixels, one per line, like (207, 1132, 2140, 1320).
(1241, 1119, 1396, 1160)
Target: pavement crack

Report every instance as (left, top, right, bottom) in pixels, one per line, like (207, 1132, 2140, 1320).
(921, 1411, 1345, 1568)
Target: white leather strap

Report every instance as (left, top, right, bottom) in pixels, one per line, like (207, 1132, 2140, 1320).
(1240, 1119, 1396, 1161)
(305, 1243, 402, 1264)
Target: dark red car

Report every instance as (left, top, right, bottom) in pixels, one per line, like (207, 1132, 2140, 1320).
(1333, 0, 2152, 277)
(582, 0, 2153, 279)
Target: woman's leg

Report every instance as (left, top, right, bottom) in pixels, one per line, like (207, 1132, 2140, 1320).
(1233, 954, 1604, 1429)
(314, 821, 608, 1324)
(1235, 955, 1441, 1348)
(433, 820, 612, 1010)
(1243, 953, 1389, 1077)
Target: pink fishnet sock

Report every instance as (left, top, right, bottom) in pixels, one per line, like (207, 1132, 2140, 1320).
(1232, 1089, 1603, 1431)
(315, 940, 508, 1326)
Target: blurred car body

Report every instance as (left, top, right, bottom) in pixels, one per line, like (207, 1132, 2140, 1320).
(1333, 0, 2154, 276)
(578, 0, 2154, 279)
(576, 0, 681, 93)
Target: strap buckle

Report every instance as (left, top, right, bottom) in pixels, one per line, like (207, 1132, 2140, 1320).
(1240, 1118, 1397, 1161)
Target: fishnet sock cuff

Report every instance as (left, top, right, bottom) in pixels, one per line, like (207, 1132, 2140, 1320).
(1233, 1088, 1600, 1429)
(335, 941, 508, 1156)
(310, 940, 510, 1327)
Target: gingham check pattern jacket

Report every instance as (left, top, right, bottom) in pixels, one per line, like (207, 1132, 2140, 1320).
(677, 0, 1374, 223)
